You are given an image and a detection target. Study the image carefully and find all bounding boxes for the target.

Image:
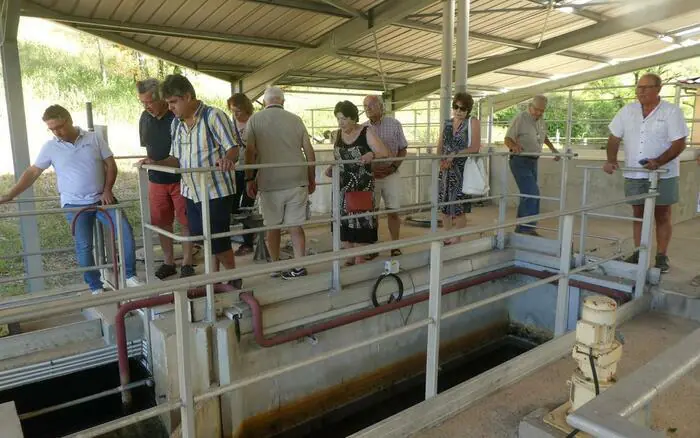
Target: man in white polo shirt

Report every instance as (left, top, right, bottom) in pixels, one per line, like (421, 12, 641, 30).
(603, 73, 688, 273)
(0, 105, 144, 293)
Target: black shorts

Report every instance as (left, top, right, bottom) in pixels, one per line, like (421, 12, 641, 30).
(186, 195, 234, 255)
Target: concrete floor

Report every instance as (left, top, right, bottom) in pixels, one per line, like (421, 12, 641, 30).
(416, 311, 700, 438)
(149, 204, 700, 298)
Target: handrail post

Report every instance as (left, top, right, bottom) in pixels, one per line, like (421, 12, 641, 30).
(577, 167, 590, 266)
(557, 147, 571, 255)
(174, 289, 196, 438)
(635, 172, 657, 299)
(199, 174, 215, 322)
(114, 207, 127, 289)
(430, 157, 439, 233)
(496, 151, 508, 250)
(425, 241, 442, 399)
(331, 161, 342, 294)
(137, 167, 155, 282)
(414, 147, 421, 206)
(555, 214, 575, 336)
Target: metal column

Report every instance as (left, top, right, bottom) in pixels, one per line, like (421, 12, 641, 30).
(439, 0, 455, 123)
(455, 0, 469, 93)
(425, 241, 443, 399)
(1, 0, 44, 291)
(555, 215, 574, 336)
(635, 172, 658, 299)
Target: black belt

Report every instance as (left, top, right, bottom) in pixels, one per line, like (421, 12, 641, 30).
(510, 154, 539, 160)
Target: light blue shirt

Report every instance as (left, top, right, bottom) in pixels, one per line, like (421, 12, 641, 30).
(34, 128, 113, 207)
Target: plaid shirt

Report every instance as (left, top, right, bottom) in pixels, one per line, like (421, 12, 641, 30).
(171, 102, 238, 202)
(363, 115, 408, 156)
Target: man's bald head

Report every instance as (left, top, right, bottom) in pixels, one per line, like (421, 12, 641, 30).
(363, 95, 384, 123)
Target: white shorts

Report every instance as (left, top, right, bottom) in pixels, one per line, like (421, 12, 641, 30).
(374, 170, 402, 210)
(259, 187, 309, 227)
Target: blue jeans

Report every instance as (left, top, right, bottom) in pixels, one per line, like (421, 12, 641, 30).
(509, 156, 540, 232)
(64, 204, 137, 291)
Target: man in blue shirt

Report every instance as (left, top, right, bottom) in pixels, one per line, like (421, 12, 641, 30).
(0, 105, 144, 293)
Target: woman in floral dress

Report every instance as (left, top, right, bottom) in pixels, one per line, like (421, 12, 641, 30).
(437, 92, 481, 245)
(325, 101, 390, 265)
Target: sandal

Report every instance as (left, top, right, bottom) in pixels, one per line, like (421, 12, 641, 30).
(691, 275, 700, 287)
(354, 256, 366, 265)
(344, 259, 355, 267)
(391, 249, 402, 257)
(155, 263, 177, 280)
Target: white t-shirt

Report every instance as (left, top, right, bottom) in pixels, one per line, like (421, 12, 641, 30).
(608, 100, 688, 179)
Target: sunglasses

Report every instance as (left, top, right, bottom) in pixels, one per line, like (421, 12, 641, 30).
(452, 104, 468, 112)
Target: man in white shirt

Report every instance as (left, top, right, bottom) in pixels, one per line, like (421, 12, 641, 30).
(603, 73, 688, 273)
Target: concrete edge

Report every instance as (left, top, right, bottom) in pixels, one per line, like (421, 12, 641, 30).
(348, 294, 651, 438)
(0, 401, 23, 438)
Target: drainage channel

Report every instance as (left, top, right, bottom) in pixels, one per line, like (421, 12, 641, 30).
(268, 334, 538, 438)
(0, 357, 166, 438)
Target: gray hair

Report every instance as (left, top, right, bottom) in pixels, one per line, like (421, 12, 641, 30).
(365, 94, 384, 111)
(264, 86, 285, 104)
(136, 78, 161, 100)
(529, 94, 548, 108)
(640, 73, 662, 87)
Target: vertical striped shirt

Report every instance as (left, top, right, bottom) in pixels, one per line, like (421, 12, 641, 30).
(171, 102, 238, 202)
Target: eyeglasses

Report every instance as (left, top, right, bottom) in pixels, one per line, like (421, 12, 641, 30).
(452, 104, 468, 112)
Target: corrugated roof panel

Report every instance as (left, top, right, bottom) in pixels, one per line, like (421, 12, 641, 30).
(506, 54, 600, 74)
(108, 0, 150, 22)
(209, 45, 289, 66)
(91, 0, 121, 19)
(647, 10, 700, 34)
(572, 32, 653, 53)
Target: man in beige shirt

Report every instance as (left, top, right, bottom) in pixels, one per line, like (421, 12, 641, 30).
(245, 87, 316, 279)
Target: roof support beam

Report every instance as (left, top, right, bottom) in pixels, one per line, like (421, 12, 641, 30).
(525, 0, 677, 44)
(319, 0, 367, 19)
(238, 0, 438, 98)
(337, 48, 442, 66)
(397, 19, 537, 49)
(499, 68, 553, 79)
(246, 0, 353, 18)
(392, 0, 699, 108)
(20, 2, 312, 50)
(491, 45, 700, 111)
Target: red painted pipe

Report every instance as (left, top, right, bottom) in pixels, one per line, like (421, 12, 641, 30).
(70, 206, 119, 290)
(240, 266, 631, 348)
(115, 283, 234, 404)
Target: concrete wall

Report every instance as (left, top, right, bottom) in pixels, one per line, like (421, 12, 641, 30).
(490, 153, 700, 224)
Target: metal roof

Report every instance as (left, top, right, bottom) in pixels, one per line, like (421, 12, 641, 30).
(20, 0, 700, 98)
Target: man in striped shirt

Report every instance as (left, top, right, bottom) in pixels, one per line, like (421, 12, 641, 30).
(145, 74, 241, 287)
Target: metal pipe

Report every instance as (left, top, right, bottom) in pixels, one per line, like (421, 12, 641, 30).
(586, 212, 643, 222)
(555, 215, 574, 336)
(497, 152, 508, 249)
(19, 378, 152, 420)
(198, 173, 215, 323)
(115, 208, 127, 291)
(508, 193, 560, 201)
(86, 102, 94, 131)
(0, 263, 116, 284)
(430, 158, 439, 232)
(566, 90, 573, 147)
(635, 172, 657, 298)
(114, 283, 234, 405)
(425, 241, 443, 399)
(439, 0, 455, 123)
(577, 168, 590, 266)
(238, 266, 630, 349)
(174, 289, 196, 438)
(455, 0, 469, 93)
(60, 402, 181, 438)
(557, 148, 571, 251)
(331, 162, 342, 293)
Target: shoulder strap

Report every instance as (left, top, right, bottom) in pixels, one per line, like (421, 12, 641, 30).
(462, 117, 471, 148)
(232, 119, 244, 146)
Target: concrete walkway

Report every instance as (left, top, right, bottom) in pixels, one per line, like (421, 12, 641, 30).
(416, 311, 700, 438)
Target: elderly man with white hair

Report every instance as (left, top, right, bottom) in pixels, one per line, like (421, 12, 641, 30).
(504, 95, 560, 236)
(245, 86, 317, 279)
(363, 95, 408, 257)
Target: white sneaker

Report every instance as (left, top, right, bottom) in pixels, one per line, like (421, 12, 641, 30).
(91, 288, 105, 295)
(126, 276, 145, 288)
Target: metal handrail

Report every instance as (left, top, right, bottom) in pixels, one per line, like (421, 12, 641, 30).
(0, 192, 654, 326)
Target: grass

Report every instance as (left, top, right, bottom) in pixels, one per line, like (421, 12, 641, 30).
(0, 164, 142, 297)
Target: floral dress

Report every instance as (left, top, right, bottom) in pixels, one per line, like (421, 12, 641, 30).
(438, 118, 472, 217)
(334, 127, 378, 243)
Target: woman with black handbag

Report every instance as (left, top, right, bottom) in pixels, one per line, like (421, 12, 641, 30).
(325, 100, 390, 266)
